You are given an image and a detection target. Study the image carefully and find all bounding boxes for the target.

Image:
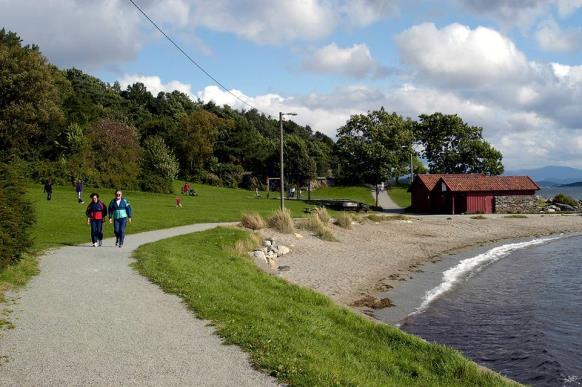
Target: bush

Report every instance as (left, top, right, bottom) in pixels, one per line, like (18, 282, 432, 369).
(553, 193, 578, 208)
(334, 212, 352, 229)
(299, 213, 337, 241)
(267, 208, 295, 234)
(240, 213, 266, 230)
(0, 164, 36, 269)
(140, 136, 179, 193)
(314, 207, 330, 223)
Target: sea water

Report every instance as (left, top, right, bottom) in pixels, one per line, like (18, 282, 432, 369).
(400, 235, 582, 386)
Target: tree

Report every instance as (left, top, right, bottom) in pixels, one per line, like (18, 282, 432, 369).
(336, 109, 415, 205)
(83, 119, 141, 189)
(0, 29, 64, 162)
(415, 113, 504, 175)
(283, 135, 316, 185)
(140, 136, 179, 193)
(173, 110, 233, 177)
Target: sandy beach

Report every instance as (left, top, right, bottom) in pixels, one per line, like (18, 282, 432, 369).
(261, 214, 582, 315)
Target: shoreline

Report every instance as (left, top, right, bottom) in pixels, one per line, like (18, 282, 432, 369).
(373, 231, 581, 326)
(264, 214, 582, 322)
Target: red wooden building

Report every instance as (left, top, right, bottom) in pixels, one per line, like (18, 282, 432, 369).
(409, 174, 539, 214)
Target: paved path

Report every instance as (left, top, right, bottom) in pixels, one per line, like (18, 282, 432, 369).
(371, 189, 405, 213)
(0, 223, 276, 386)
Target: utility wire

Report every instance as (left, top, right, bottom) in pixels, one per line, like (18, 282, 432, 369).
(127, 0, 257, 111)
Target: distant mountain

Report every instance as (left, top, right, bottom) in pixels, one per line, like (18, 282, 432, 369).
(560, 181, 582, 187)
(505, 166, 582, 185)
(536, 180, 561, 187)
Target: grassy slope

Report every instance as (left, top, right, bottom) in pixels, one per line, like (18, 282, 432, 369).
(28, 183, 307, 251)
(134, 227, 514, 386)
(388, 185, 411, 208)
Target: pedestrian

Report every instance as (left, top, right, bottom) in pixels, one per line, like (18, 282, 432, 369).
(86, 193, 107, 247)
(176, 196, 182, 207)
(43, 178, 53, 201)
(108, 189, 132, 248)
(75, 179, 84, 204)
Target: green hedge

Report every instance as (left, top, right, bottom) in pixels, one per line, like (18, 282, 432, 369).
(0, 164, 36, 269)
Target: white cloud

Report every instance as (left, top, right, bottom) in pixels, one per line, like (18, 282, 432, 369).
(339, 0, 398, 27)
(459, 0, 582, 28)
(119, 75, 194, 97)
(302, 43, 387, 78)
(192, 1, 338, 45)
(536, 19, 582, 53)
(395, 23, 530, 87)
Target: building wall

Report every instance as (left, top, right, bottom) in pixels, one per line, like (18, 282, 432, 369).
(495, 195, 539, 214)
(411, 186, 431, 212)
(466, 193, 494, 214)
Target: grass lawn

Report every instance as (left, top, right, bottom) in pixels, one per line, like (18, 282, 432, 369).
(133, 227, 514, 386)
(27, 183, 308, 252)
(309, 185, 374, 205)
(388, 184, 411, 208)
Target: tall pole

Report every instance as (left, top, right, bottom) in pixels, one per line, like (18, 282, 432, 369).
(410, 152, 413, 184)
(278, 112, 297, 210)
(279, 112, 285, 210)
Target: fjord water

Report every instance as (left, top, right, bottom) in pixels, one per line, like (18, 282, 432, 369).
(400, 235, 582, 386)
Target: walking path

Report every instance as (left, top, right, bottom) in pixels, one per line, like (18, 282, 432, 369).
(372, 189, 405, 213)
(0, 223, 276, 386)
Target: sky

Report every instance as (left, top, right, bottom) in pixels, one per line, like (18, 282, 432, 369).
(1, 0, 582, 170)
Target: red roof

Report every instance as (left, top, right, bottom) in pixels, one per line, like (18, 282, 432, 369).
(439, 175, 539, 192)
(415, 174, 483, 191)
(413, 174, 539, 192)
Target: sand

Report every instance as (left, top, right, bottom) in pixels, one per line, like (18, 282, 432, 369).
(262, 214, 582, 312)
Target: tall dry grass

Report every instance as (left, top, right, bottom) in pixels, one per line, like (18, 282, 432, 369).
(240, 212, 266, 230)
(300, 213, 337, 241)
(334, 212, 352, 229)
(267, 208, 295, 234)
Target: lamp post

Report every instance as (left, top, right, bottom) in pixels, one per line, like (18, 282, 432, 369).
(279, 112, 297, 210)
(402, 145, 414, 184)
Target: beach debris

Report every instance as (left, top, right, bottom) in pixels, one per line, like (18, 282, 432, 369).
(294, 232, 304, 239)
(351, 295, 394, 309)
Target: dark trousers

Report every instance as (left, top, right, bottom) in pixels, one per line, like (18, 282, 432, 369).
(90, 220, 103, 244)
(114, 218, 128, 245)
(46, 192, 52, 200)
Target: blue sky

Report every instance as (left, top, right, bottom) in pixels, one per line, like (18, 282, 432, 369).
(1, 0, 581, 169)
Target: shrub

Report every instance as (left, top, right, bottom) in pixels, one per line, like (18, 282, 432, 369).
(140, 136, 179, 193)
(314, 207, 330, 223)
(503, 214, 528, 219)
(267, 209, 295, 234)
(552, 193, 578, 208)
(299, 213, 337, 241)
(334, 212, 352, 229)
(470, 215, 487, 220)
(0, 164, 36, 269)
(240, 213, 266, 230)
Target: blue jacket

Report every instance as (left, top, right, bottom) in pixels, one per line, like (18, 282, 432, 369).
(108, 198, 132, 220)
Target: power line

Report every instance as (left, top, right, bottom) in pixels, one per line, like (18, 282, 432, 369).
(127, 0, 257, 111)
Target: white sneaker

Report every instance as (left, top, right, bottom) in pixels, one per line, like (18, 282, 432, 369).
(92, 242, 98, 247)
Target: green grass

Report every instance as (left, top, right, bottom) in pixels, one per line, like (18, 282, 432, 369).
(133, 227, 514, 386)
(26, 183, 307, 252)
(387, 184, 411, 208)
(0, 254, 38, 303)
(310, 185, 374, 205)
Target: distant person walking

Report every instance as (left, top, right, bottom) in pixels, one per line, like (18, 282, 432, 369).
(75, 180, 84, 204)
(43, 178, 53, 201)
(86, 193, 107, 247)
(108, 190, 132, 248)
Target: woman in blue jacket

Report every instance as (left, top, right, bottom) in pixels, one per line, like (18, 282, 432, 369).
(108, 189, 132, 248)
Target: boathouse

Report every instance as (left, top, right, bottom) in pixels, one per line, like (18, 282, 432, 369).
(409, 174, 539, 214)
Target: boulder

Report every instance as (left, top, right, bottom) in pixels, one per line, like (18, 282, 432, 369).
(555, 203, 575, 211)
(251, 250, 267, 263)
(263, 240, 272, 247)
(277, 245, 291, 256)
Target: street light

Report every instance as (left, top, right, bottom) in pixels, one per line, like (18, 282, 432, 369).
(279, 112, 297, 210)
(402, 145, 414, 184)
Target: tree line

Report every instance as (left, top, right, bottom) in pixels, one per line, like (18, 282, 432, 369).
(1, 28, 504, 195)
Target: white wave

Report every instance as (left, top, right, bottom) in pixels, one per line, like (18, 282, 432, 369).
(413, 236, 561, 314)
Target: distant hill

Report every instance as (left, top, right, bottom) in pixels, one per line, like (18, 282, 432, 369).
(505, 166, 582, 185)
(560, 181, 582, 187)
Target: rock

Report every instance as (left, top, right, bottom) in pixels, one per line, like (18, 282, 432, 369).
(547, 208, 556, 213)
(555, 203, 575, 211)
(263, 240, 272, 247)
(251, 250, 267, 263)
(278, 265, 291, 271)
(266, 250, 277, 260)
(294, 233, 303, 239)
(277, 245, 290, 256)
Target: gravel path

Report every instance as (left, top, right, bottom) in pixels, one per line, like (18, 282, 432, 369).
(0, 223, 276, 386)
(372, 189, 404, 212)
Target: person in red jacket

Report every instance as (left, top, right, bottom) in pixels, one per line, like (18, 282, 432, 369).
(86, 193, 107, 247)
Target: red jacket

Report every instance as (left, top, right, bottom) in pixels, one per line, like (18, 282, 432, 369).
(86, 201, 107, 221)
